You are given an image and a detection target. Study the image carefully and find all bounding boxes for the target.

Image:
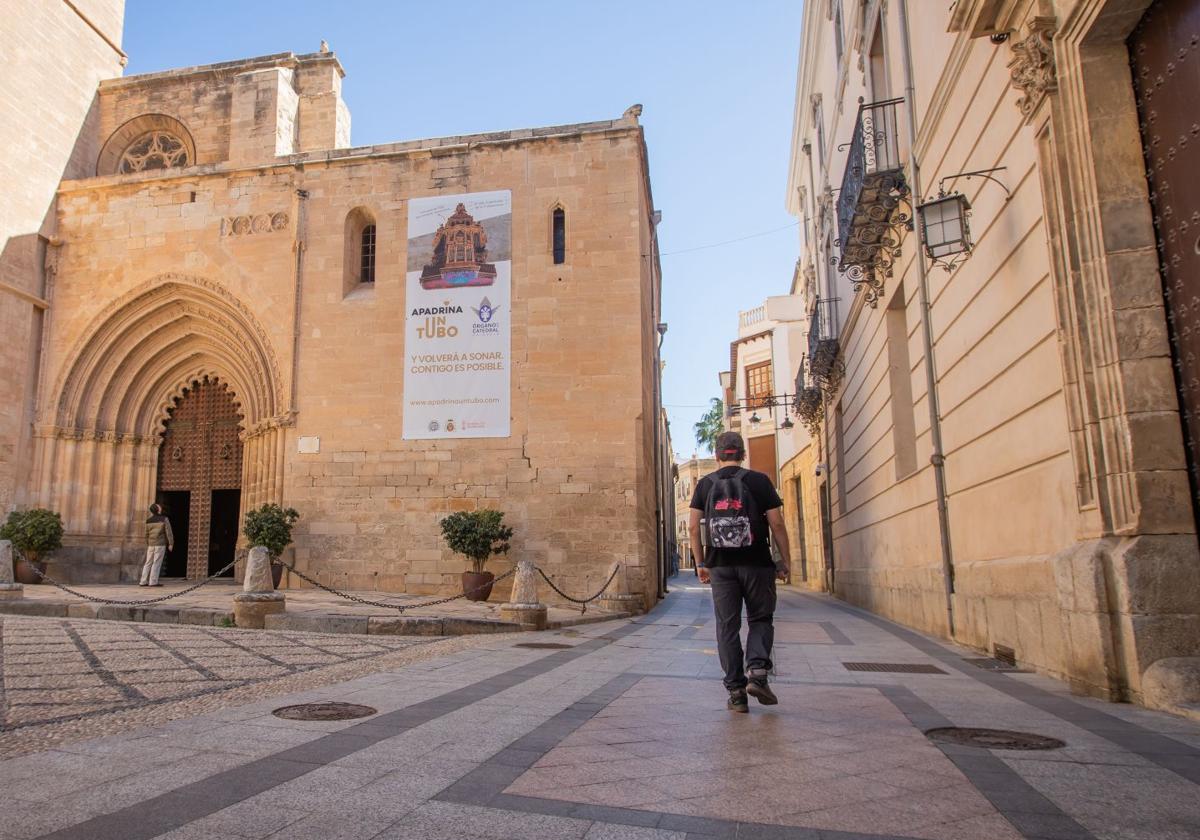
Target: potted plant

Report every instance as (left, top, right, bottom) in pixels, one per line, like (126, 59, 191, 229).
(1, 508, 64, 585)
(440, 509, 513, 602)
(242, 504, 300, 589)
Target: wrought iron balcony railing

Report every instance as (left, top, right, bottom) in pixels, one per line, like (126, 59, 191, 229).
(836, 97, 910, 306)
(806, 296, 844, 396)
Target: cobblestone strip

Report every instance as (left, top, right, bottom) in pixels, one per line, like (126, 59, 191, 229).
(795, 591, 1200, 785)
(127, 625, 223, 682)
(194, 628, 299, 672)
(36, 621, 644, 840)
(62, 624, 147, 702)
(0, 619, 6, 728)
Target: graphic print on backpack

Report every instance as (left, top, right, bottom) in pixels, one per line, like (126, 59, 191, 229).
(704, 469, 759, 549)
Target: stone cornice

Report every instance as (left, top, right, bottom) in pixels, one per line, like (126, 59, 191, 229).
(57, 119, 642, 195)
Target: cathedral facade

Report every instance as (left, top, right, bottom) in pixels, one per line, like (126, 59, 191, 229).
(4, 43, 666, 608)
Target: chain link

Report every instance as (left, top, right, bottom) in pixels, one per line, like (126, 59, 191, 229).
(272, 559, 517, 611)
(535, 564, 620, 614)
(11, 546, 620, 616)
(15, 547, 239, 606)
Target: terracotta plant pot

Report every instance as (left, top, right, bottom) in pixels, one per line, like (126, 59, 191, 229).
(14, 553, 45, 585)
(461, 570, 495, 602)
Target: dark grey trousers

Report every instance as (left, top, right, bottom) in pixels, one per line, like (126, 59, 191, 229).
(709, 565, 777, 691)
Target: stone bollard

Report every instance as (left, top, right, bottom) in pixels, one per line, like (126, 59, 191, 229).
(0, 541, 23, 600)
(232, 547, 285, 629)
(500, 558, 547, 630)
(596, 560, 641, 614)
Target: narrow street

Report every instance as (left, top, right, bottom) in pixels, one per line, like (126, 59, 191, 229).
(2, 584, 1197, 840)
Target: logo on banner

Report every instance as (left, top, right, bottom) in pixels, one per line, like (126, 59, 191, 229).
(471, 296, 501, 335)
(446, 419, 456, 432)
(428, 420, 440, 432)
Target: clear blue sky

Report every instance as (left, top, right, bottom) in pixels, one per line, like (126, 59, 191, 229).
(123, 0, 804, 460)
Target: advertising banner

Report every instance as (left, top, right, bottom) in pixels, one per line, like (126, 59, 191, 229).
(403, 190, 512, 439)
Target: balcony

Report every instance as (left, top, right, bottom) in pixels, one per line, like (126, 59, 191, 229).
(803, 297, 844, 399)
(806, 297, 842, 389)
(836, 97, 910, 306)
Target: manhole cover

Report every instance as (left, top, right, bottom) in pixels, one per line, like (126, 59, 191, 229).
(964, 657, 1029, 673)
(271, 702, 377, 721)
(926, 727, 1065, 751)
(514, 642, 574, 650)
(843, 662, 947, 674)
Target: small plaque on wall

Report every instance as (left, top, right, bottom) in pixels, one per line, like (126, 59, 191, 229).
(297, 436, 320, 454)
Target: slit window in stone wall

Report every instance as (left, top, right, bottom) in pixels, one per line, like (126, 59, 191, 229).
(344, 208, 377, 295)
(552, 207, 566, 264)
(360, 224, 377, 283)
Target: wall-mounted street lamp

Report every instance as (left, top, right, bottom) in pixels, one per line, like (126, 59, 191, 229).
(917, 167, 1010, 272)
(918, 192, 973, 267)
(748, 411, 762, 426)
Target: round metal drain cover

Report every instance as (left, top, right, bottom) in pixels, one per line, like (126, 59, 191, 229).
(271, 702, 377, 721)
(926, 727, 1065, 751)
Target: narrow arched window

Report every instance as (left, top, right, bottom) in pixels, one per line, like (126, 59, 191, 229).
(360, 224, 376, 283)
(552, 207, 566, 264)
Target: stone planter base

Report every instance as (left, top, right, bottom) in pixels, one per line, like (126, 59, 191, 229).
(233, 592, 285, 629)
(500, 603, 548, 630)
(0, 583, 23, 600)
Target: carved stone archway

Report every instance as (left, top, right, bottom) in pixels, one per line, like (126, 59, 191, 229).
(34, 275, 291, 578)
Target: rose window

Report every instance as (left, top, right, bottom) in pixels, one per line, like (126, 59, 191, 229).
(118, 132, 190, 173)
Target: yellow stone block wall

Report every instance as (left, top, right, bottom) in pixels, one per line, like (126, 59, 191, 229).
(43, 107, 660, 606)
(0, 0, 125, 516)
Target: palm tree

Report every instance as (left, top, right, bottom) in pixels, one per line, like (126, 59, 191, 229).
(693, 398, 724, 454)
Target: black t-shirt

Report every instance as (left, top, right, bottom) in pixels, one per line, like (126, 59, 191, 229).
(689, 466, 783, 568)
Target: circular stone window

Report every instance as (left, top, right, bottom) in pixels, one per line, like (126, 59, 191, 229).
(119, 131, 190, 173)
(271, 702, 377, 721)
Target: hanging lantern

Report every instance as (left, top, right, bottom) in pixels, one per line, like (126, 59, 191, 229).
(919, 192, 973, 269)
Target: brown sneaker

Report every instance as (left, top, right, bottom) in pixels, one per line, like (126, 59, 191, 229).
(747, 669, 778, 705)
(727, 689, 749, 713)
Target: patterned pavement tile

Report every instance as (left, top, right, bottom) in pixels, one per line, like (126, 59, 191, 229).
(0, 614, 501, 758)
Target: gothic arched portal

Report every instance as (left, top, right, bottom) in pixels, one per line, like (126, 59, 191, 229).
(156, 377, 244, 578)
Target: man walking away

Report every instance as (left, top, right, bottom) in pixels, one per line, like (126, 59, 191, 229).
(688, 432, 791, 713)
(140, 503, 174, 587)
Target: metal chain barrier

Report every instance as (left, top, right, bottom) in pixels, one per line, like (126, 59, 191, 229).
(15, 547, 239, 606)
(272, 558, 517, 612)
(11, 545, 620, 616)
(534, 563, 620, 614)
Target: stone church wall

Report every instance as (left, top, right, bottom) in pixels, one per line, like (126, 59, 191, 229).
(38, 56, 661, 606)
(0, 0, 125, 517)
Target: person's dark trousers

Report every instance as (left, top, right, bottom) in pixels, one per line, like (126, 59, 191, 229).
(709, 565, 777, 691)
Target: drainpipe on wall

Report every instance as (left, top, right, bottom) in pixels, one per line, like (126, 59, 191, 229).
(898, 0, 956, 637)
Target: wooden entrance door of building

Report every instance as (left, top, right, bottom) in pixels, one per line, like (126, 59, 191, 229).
(156, 378, 244, 579)
(1131, 0, 1200, 530)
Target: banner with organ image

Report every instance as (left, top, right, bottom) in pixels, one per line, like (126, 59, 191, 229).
(403, 190, 512, 439)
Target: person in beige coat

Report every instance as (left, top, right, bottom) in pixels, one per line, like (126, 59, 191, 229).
(140, 503, 175, 586)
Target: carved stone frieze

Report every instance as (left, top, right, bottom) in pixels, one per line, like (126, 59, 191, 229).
(1007, 17, 1057, 122)
(220, 212, 289, 236)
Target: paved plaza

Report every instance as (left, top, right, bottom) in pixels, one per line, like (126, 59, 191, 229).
(1, 583, 1199, 839)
